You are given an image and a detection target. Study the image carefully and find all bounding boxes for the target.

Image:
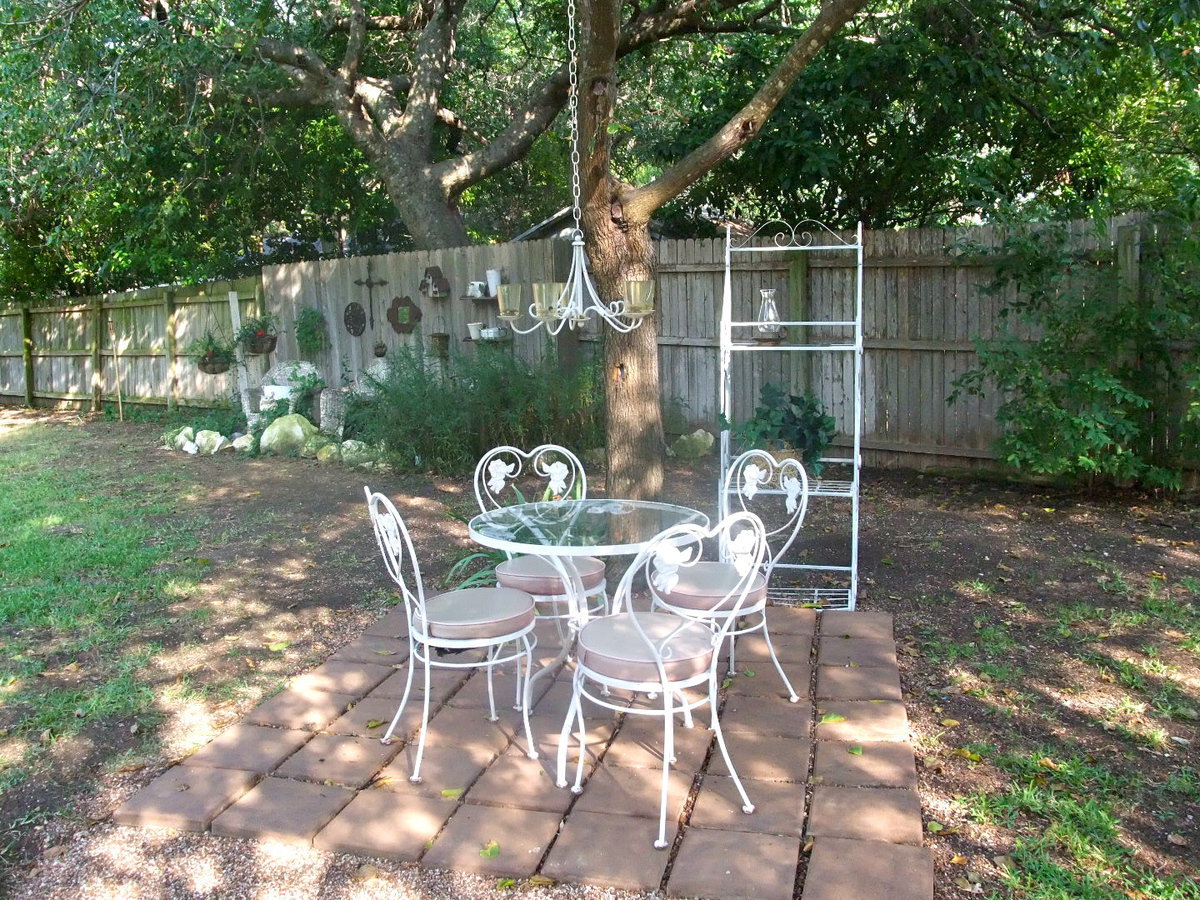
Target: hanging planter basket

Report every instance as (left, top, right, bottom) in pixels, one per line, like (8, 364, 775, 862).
(246, 333, 278, 356)
(198, 356, 231, 375)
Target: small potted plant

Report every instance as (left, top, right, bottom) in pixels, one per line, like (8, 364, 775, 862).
(721, 382, 836, 474)
(236, 314, 279, 356)
(188, 331, 237, 375)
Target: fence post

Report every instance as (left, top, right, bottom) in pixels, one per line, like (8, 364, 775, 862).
(164, 288, 178, 412)
(1116, 224, 1141, 306)
(92, 296, 104, 412)
(20, 305, 34, 407)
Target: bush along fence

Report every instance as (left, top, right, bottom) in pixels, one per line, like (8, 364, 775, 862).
(1, 217, 1194, 479)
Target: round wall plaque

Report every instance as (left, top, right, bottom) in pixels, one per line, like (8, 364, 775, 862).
(343, 302, 367, 336)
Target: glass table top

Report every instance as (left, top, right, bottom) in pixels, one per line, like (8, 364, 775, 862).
(468, 499, 709, 556)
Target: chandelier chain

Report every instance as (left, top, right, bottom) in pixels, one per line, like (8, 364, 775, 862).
(566, 0, 582, 234)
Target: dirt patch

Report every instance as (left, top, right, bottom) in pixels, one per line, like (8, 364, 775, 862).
(1, 409, 1197, 898)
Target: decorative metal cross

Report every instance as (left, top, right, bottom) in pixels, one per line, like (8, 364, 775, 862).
(354, 259, 388, 330)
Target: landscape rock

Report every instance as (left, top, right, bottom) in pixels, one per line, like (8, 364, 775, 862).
(671, 428, 714, 460)
(171, 427, 195, 451)
(340, 439, 375, 467)
(194, 430, 229, 455)
(316, 443, 342, 463)
(262, 360, 321, 389)
(231, 434, 255, 452)
(301, 434, 333, 459)
(259, 414, 319, 456)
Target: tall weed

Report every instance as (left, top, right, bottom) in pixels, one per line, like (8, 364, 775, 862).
(345, 346, 604, 473)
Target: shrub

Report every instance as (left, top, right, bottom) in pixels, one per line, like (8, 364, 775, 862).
(344, 346, 604, 473)
(951, 212, 1200, 489)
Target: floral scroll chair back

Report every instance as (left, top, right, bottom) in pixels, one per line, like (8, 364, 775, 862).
(557, 511, 769, 849)
(472, 444, 607, 619)
(364, 487, 537, 783)
(650, 448, 810, 702)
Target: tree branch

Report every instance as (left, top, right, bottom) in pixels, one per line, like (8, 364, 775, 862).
(341, 0, 368, 82)
(625, 0, 870, 220)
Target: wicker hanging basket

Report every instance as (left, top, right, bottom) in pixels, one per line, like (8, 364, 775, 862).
(246, 333, 278, 355)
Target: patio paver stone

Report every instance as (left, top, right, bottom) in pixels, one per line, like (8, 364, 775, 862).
(181, 724, 312, 774)
(668, 828, 801, 900)
(291, 660, 394, 698)
(724, 664, 812, 700)
(329, 634, 410, 666)
(733, 631, 813, 664)
(814, 700, 910, 742)
(720, 694, 812, 738)
(816, 664, 903, 700)
(242, 688, 357, 732)
(572, 763, 693, 821)
(603, 718, 713, 773)
(113, 767, 259, 832)
(707, 733, 812, 782)
(273, 733, 401, 788)
(806, 785, 924, 844)
(813, 740, 918, 788)
(210, 776, 353, 845)
(466, 744, 579, 813)
(363, 607, 409, 638)
(819, 610, 895, 640)
(690, 774, 805, 835)
(313, 790, 456, 860)
(801, 836, 934, 900)
(375, 741, 497, 797)
(816, 637, 898, 668)
(541, 810, 673, 891)
(763, 607, 818, 634)
(421, 804, 563, 877)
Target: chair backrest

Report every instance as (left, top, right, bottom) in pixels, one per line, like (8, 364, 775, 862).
(473, 444, 588, 512)
(609, 511, 768, 681)
(720, 449, 811, 581)
(364, 487, 426, 624)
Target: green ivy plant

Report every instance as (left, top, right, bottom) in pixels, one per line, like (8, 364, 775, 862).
(721, 382, 836, 474)
(294, 307, 329, 357)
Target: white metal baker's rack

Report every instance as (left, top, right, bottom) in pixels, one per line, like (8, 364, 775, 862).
(718, 220, 864, 611)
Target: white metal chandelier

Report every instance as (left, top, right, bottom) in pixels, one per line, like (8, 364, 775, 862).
(496, 0, 653, 334)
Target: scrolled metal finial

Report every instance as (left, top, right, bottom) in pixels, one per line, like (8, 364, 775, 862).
(733, 218, 852, 249)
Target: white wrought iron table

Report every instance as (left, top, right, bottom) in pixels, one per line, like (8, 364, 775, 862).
(468, 498, 709, 701)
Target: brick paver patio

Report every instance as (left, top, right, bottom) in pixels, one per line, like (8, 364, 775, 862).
(115, 608, 933, 898)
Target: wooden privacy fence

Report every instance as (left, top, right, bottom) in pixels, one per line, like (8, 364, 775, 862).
(0, 217, 1155, 468)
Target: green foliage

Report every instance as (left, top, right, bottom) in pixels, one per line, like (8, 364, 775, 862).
(950, 211, 1200, 489)
(235, 313, 279, 348)
(294, 307, 330, 357)
(185, 330, 237, 367)
(721, 382, 836, 474)
(345, 346, 604, 474)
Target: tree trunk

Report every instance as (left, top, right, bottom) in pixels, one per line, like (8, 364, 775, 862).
(584, 218, 663, 499)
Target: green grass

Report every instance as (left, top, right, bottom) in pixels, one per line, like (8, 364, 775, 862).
(966, 751, 1199, 900)
(0, 422, 208, 785)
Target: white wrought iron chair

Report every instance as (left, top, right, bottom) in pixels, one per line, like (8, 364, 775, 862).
(557, 511, 768, 849)
(473, 444, 607, 619)
(650, 449, 810, 702)
(365, 487, 538, 782)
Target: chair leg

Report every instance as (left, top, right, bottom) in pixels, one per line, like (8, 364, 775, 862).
(655, 690, 675, 849)
(556, 678, 584, 789)
(727, 632, 738, 676)
(485, 645, 499, 722)
(518, 636, 538, 760)
(381, 644, 417, 746)
(709, 680, 754, 815)
(409, 655, 435, 783)
(760, 620, 800, 702)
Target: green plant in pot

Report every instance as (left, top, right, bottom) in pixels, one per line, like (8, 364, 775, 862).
(187, 331, 237, 375)
(722, 382, 836, 474)
(236, 313, 279, 355)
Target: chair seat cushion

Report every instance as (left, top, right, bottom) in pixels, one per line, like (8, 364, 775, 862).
(653, 561, 767, 613)
(577, 612, 714, 684)
(496, 554, 606, 595)
(416, 587, 536, 640)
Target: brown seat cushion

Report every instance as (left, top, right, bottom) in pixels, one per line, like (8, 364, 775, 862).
(577, 612, 714, 683)
(653, 560, 767, 613)
(415, 587, 536, 640)
(496, 554, 606, 595)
